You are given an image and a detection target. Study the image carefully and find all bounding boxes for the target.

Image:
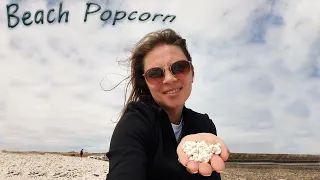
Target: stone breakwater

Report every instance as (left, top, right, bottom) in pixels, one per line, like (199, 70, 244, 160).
(0, 152, 109, 180)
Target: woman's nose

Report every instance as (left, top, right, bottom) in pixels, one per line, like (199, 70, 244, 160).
(162, 69, 177, 84)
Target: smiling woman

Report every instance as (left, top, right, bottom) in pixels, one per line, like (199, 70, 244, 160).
(105, 28, 230, 180)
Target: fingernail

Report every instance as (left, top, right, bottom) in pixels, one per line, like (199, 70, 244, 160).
(203, 173, 212, 177)
(187, 168, 198, 174)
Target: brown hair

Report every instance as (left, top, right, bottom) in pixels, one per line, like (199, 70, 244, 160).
(118, 28, 193, 120)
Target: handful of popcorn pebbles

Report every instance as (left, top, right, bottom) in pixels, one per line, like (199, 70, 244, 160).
(182, 140, 221, 163)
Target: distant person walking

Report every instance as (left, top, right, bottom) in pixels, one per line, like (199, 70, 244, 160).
(80, 149, 83, 158)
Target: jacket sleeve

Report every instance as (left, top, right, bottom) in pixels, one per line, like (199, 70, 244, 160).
(106, 102, 155, 180)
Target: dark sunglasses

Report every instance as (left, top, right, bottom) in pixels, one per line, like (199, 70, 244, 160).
(143, 60, 192, 85)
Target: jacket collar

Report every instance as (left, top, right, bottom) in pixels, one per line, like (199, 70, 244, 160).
(145, 98, 189, 122)
(146, 98, 193, 143)
(146, 98, 192, 143)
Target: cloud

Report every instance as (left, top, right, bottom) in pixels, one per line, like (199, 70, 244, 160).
(0, 0, 319, 154)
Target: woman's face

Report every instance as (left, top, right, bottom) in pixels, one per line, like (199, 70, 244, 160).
(143, 44, 193, 110)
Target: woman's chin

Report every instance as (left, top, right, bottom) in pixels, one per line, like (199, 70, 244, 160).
(162, 101, 185, 110)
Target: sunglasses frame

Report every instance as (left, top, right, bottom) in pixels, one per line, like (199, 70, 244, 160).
(142, 60, 192, 85)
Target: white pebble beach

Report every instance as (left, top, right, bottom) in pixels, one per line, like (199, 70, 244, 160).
(0, 151, 109, 180)
(1, 150, 319, 180)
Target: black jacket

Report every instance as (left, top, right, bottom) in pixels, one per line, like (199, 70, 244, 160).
(106, 100, 221, 180)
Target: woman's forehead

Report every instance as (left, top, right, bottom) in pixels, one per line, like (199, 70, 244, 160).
(144, 45, 186, 69)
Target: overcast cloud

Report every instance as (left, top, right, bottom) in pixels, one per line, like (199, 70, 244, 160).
(0, 0, 319, 154)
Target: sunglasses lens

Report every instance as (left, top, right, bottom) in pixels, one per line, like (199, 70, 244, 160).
(144, 61, 191, 85)
(171, 61, 191, 79)
(145, 68, 164, 84)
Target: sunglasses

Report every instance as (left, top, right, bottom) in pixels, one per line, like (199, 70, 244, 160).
(143, 60, 192, 85)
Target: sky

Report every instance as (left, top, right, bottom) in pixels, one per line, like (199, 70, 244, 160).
(0, 0, 319, 155)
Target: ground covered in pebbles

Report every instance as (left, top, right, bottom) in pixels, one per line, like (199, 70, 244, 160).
(0, 152, 108, 180)
(1, 151, 319, 180)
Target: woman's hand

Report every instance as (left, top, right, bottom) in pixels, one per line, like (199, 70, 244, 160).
(176, 133, 230, 176)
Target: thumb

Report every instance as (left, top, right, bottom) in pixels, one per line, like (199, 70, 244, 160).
(177, 142, 189, 167)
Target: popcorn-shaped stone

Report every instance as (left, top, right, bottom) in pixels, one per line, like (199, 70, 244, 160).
(182, 140, 221, 163)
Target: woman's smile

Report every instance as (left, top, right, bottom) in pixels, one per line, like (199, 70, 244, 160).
(163, 87, 183, 95)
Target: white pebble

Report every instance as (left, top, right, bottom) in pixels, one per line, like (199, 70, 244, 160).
(182, 140, 221, 163)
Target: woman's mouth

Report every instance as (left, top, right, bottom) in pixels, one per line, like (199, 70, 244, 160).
(164, 88, 182, 94)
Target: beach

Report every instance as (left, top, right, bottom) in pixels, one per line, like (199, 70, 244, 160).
(0, 152, 108, 180)
(1, 151, 319, 180)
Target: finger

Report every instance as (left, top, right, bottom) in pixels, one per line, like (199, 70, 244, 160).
(177, 149, 189, 167)
(198, 162, 213, 176)
(217, 141, 230, 162)
(177, 141, 189, 167)
(186, 161, 199, 174)
(186, 168, 196, 174)
(204, 135, 229, 161)
(177, 134, 199, 166)
(210, 154, 225, 173)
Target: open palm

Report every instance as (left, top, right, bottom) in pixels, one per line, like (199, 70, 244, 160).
(177, 133, 230, 176)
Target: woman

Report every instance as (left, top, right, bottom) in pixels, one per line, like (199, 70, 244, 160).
(106, 28, 230, 180)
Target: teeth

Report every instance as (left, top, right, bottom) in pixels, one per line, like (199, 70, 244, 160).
(165, 88, 180, 94)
